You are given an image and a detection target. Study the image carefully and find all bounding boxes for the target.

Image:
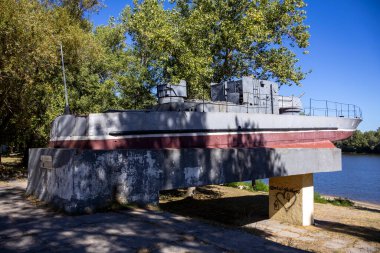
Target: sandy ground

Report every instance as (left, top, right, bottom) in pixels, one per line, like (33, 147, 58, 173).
(0, 180, 304, 253)
(1, 179, 379, 252)
(160, 185, 380, 253)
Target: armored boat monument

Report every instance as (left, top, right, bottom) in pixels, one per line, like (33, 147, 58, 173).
(49, 77, 361, 150)
(27, 76, 362, 226)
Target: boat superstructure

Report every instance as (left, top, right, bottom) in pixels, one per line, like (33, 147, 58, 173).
(49, 77, 362, 150)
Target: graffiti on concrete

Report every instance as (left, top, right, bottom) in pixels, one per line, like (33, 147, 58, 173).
(270, 186, 300, 212)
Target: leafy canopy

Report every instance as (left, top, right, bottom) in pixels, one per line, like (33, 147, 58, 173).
(0, 0, 127, 149)
(0, 0, 310, 154)
(124, 0, 310, 98)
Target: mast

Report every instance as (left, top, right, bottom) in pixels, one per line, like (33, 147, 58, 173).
(60, 43, 70, 115)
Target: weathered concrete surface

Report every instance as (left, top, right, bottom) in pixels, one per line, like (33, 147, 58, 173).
(1, 181, 306, 253)
(269, 174, 314, 226)
(27, 147, 341, 213)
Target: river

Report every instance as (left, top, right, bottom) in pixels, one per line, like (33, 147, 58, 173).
(314, 154, 380, 204)
(262, 154, 380, 204)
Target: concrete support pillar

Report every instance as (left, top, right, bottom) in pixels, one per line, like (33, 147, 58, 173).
(269, 173, 314, 226)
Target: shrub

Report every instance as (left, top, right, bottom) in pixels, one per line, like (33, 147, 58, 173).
(253, 180, 269, 192)
(314, 192, 354, 207)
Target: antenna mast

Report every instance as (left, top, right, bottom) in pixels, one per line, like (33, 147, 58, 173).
(60, 43, 70, 114)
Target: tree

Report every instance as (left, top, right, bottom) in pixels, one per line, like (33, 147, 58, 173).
(0, 0, 58, 149)
(94, 19, 156, 109)
(43, 0, 103, 30)
(1, 0, 311, 162)
(123, 0, 310, 98)
(335, 129, 380, 154)
(0, 0, 120, 157)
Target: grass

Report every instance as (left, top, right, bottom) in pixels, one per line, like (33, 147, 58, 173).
(0, 155, 27, 181)
(314, 192, 354, 207)
(226, 182, 354, 207)
(225, 180, 269, 192)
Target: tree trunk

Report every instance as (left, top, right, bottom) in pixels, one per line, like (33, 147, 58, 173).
(252, 180, 256, 190)
(185, 187, 196, 198)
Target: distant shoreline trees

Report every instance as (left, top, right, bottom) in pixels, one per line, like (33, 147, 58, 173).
(335, 129, 380, 154)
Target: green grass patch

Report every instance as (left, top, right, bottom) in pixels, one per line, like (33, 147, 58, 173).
(0, 155, 26, 181)
(314, 192, 354, 207)
(225, 180, 269, 192)
(225, 181, 252, 190)
(253, 180, 269, 192)
(225, 184, 353, 207)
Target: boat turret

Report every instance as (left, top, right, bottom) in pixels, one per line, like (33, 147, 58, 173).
(157, 80, 187, 104)
(210, 77, 280, 114)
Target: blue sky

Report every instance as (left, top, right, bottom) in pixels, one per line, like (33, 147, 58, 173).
(89, 0, 380, 131)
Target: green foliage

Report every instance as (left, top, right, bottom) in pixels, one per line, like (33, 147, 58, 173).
(314, 192, 354, 207)
(227, 184, 354, 206)
(335, 129, 380, 154)
(253, 180, 269, 192)
(124, 0, 310, 98)
(0, 0, 310, 158)
(225, 180, 269, 192)
(1, 0, 59, 147)
(0, 0, 124, 150)
(0, 155, 26, 180)
(314, 192, 328, 204)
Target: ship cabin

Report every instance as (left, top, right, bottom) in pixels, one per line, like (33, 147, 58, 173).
(154, 76, 302, 115)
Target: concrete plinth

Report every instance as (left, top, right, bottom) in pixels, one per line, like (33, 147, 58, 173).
(27, 148, 338, 215)
(269, 174, 314, 226)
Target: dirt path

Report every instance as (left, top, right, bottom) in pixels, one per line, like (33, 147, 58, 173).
(0, 180, 304, 253)
(160, 185, 380, 253)
(2, 179, 379, 252)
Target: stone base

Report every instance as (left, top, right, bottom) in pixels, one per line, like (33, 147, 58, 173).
(269, 174, 314, 226)
(27, 148, 338, 215)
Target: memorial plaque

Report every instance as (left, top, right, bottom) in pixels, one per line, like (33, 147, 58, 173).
(41, 155, 53, 169)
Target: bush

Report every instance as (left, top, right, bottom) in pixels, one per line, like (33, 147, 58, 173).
(314, 192, 354, 207)
(314, 192, 328, 204)
(253, 180, 269, 192)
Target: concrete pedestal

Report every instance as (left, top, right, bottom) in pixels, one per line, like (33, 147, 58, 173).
(27, 148, 336, 216)
(269, 174, 314, 226)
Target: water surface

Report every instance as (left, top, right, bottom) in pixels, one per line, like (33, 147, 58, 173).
(262, 154, 380, 204)
(314, 154, 380, 204)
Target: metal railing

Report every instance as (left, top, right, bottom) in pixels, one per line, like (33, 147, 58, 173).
(169, 92, 362, 119)
(304, 99, 362, 119)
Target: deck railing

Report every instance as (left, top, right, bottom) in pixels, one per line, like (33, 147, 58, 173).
(304, 99, 362, 119)
(177, 92, 363, 119)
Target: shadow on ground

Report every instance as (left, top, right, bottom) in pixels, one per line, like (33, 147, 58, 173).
(0, 184, 305, 253)
(315, 219, 380, 243)
(353, 205, 380, 214)
(160, 186, 380, 245)
(160, 193, 269, 226)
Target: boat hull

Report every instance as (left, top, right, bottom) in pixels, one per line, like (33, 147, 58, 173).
(49, 111, 361, 150)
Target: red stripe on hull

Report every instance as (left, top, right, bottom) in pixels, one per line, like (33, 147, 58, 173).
(268, 141, 336, 148)
(49, 130, 353, 150)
